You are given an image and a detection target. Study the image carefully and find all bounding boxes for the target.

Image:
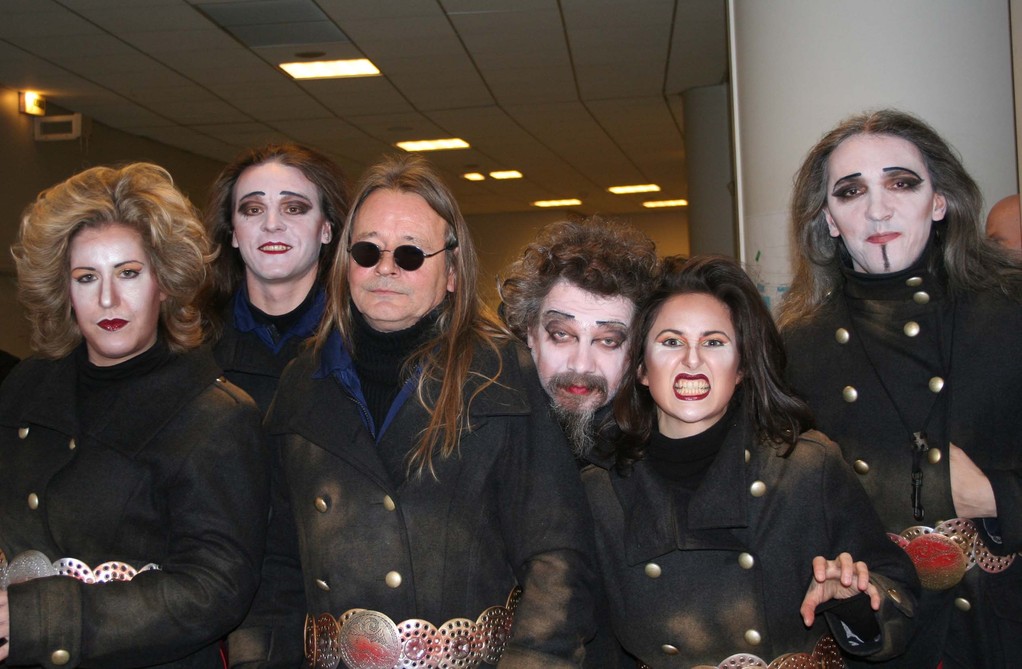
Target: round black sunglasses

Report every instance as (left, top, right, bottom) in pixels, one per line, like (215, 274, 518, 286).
(348, 239, 458, 271)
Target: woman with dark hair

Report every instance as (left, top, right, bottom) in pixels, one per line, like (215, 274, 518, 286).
(202, 143, 351, 411)
(0, 163, 267, 667)
(583, 255, 918, 668)
(781, 109, 1022, 668)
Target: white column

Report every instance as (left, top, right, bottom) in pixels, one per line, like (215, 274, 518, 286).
(683, 83, 736, 257)
(728, 0, 1017, 309)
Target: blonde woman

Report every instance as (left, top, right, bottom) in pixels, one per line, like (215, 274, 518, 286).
(0, 163, 268, 668)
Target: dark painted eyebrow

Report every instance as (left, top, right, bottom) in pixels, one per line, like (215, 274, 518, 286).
(882, 167, 923, 179)
(832, 172, 862, 185)
(541, 310, 627, 328)
(237, 190, 312, 201)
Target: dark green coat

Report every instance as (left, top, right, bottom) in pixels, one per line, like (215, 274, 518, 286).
(784, 264, 1022, 668)
(0, 348, 269, 669)
(230, 339, 597, 668)
(582, 414, 918, 668)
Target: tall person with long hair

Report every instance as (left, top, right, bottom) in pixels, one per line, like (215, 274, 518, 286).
(781, 109, 1022, 668)
(230, 154, 595, 669)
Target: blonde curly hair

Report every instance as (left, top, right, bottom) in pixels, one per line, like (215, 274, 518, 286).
(12, 162, 215, 359)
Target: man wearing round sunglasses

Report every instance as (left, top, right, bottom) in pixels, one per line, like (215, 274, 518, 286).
(232, 153, 596, 669)
(499, 218, 659, 463)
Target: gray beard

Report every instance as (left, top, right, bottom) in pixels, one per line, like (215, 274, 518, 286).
(551, 400, 598, 459)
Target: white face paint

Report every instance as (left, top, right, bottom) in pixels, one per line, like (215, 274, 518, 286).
(527, 280, 636, 414)
(824, 134, 947, 274)
(232, 161, 331, 295)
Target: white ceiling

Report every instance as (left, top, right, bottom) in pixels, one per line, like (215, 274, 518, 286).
(0, 0, 728, 215)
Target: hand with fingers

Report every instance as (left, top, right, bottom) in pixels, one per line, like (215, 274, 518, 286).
(800, 552, 881, 627)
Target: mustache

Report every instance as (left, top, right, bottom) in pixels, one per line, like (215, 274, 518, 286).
(549, 371, 608, 395)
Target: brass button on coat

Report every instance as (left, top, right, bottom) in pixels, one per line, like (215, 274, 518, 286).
(744, 449, 751, 463)
(927, 448, 942, 465)
(738, 553, 755, 569)
(383, 495, 396, 511)
(644, 562, 662, 578)
(913, 291, 930, 304)
(315, 578, 330, 591)
(385, 570, 402, 588)
(18, 426, 29, 439)
(955, 597, 971, 611)
(27, 493, 39, 510)
(834, 328, 850, 344)
(842, 386, 858, 403)
(887, 587, 902, 605)
(853, 459, 870, 475)
(661, 644, 679, 655)
(906, 276, 923, 287)
(929, 376, 945, 393)
(903, 321, 920, 337)
(314, 497, 328, 513)
(68, 438, 76, 450)
(51, 650, 70, 666)
(749, 481, 766, 497)
(744, 629, 762, 645)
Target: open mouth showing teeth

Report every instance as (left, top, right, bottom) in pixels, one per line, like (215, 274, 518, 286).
(674, 379, 709, 396)
(260, 244, 291, 252)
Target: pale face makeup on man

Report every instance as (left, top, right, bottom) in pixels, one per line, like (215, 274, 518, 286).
(527, 280, 635, 415)
(231, 161, 331, 313)
(824, 133, 947, 274)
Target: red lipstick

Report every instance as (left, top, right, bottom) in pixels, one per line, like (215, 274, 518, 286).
(674, 373, 710, 401)
(99, 319, 128, 331)
(258, 242, 291, 254)
(867, 232, 900, 244)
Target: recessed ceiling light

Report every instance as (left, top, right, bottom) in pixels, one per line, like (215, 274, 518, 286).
(608, 184, 660, 194)
(532, 199, 582, 208)
(395, 138, 470, 152)
(279, 58, 380, 80)
(489, 170, 523, 180)
(463, 172, 486, 181)
(643, 199, 688, 208)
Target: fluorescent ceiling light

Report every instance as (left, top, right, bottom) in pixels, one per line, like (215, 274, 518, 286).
(463, 172, 486, 181)
(279, 58, 380, 80)
(489, 170, 523, 180)
(608, 184, 660, 194)
(532, 199, 582, 208)
(643, 199, 688, 208)
(395, 138, 470, 152)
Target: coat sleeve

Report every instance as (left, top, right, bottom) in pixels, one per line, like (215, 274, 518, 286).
(814, 436, 920, 662)
(7, 385, 270, 669)
(227, 431, 307, 669)
(981, 466, 1022, 554)
(496, 354, 598, 668)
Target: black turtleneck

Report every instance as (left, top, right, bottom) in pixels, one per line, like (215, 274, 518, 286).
(840, 231, 949, 430)
(646, 405, 736, 491)
(76, 338, 174, 438)
(248, 283, 319, 345)
(349, 305, 440, 432)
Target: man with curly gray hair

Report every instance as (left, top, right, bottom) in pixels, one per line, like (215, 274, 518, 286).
(500, 217, 659, 459)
